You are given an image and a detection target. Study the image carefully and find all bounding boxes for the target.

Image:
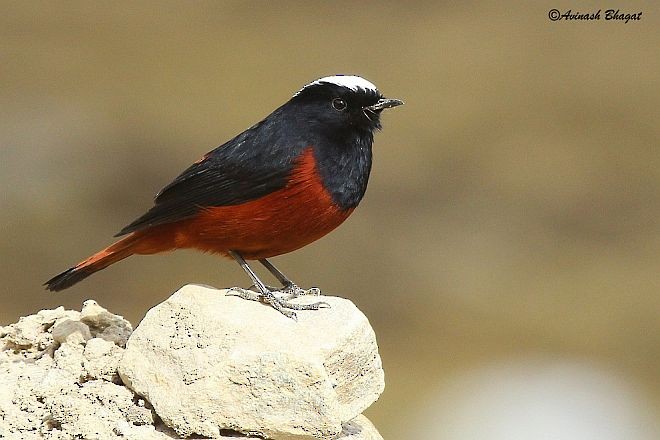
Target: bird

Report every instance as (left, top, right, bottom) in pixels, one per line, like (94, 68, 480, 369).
(45, 75, 403, 318)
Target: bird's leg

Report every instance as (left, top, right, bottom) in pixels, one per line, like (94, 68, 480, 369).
(228, 251, 328, 319)
(258, 258, 321, 299)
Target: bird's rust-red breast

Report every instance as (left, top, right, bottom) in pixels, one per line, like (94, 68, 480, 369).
(157, 147, 353, 259)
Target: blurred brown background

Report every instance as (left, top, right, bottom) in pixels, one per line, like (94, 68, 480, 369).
(2, 1, 659, 438)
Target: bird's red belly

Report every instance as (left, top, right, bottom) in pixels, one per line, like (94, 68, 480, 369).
(160, 148, 353, 260)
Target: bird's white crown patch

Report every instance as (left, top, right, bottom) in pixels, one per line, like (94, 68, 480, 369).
(295, 75, 379, 96)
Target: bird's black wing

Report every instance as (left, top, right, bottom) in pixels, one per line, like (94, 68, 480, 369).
(115, 119, 301, 236)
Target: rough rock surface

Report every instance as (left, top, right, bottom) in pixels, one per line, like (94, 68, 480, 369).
(0, 291, 384, 440)
(119, 285, 385, 439)
(0, 301, 164, 439)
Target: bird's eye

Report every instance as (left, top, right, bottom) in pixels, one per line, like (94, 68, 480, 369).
(331, 98, 347, 111)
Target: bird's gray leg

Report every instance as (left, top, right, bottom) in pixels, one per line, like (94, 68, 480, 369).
(258, 258, 291, 286)
(228, 251, 328, 319)
(258, 258, 321, 298)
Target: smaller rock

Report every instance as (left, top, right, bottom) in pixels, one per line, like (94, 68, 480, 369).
(80, 300, 132, 346)
(1, 306, 77, 353)
(52, 320, 92, 345)
(53, 342, 86, 378)
(37, 307, 81, 325)
(45, 379, 140, 439)
(1, 303, 171, 439)
(83, 337, 124, 383)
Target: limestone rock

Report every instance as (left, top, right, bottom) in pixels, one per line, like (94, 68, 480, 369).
(80, 300, 133, 346)
(119, 285, 384, 439)
(1, 291, 384, 439)
(83, 337, 124, 383)
(0, 303, 166, 439)
(1, 306, 79, 353)
(52, 320, 92, 345)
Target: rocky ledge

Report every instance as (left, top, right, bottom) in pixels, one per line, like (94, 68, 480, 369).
(0, 285, 384, 440)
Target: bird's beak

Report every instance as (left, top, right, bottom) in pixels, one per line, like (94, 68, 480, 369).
(365, 98, 404, 112)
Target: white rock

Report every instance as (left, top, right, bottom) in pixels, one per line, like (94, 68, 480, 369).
(0, 356, 48, 434)
(83, 337, 124, 382)
(1, 306, 79, 353)
(119, 285, 384, 439)
(80, 300, 133, 346)
(1, 295, 385, 440)
(52, 320, 92, 345)
(53, 341, 86, 378)
(45, 380, 139, 439)
(0, 304, 163, 440)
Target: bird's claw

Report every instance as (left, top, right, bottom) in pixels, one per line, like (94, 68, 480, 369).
(228, 286, 329, 320)
(241, 283, 321, 300)
(228, 287, 261, 301)
(280, 283, 322, 300)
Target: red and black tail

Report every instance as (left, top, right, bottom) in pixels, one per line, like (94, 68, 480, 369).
(45, 234, 142, 292)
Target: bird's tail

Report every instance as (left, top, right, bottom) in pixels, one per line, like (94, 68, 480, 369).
(45, 233, 144, 292)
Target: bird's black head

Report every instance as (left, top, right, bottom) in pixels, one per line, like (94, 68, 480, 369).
(256, 75, 403, 209)
(287, 75, 403, 135)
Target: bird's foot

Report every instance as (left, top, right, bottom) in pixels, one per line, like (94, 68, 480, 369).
(228, 287, 262, 302)
(243, 283, 321, 300)
(280, 283, 322, 300)
(228, 287, 329, 320)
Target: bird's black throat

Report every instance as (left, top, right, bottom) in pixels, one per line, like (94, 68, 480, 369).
(311, 129, 373, 210)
